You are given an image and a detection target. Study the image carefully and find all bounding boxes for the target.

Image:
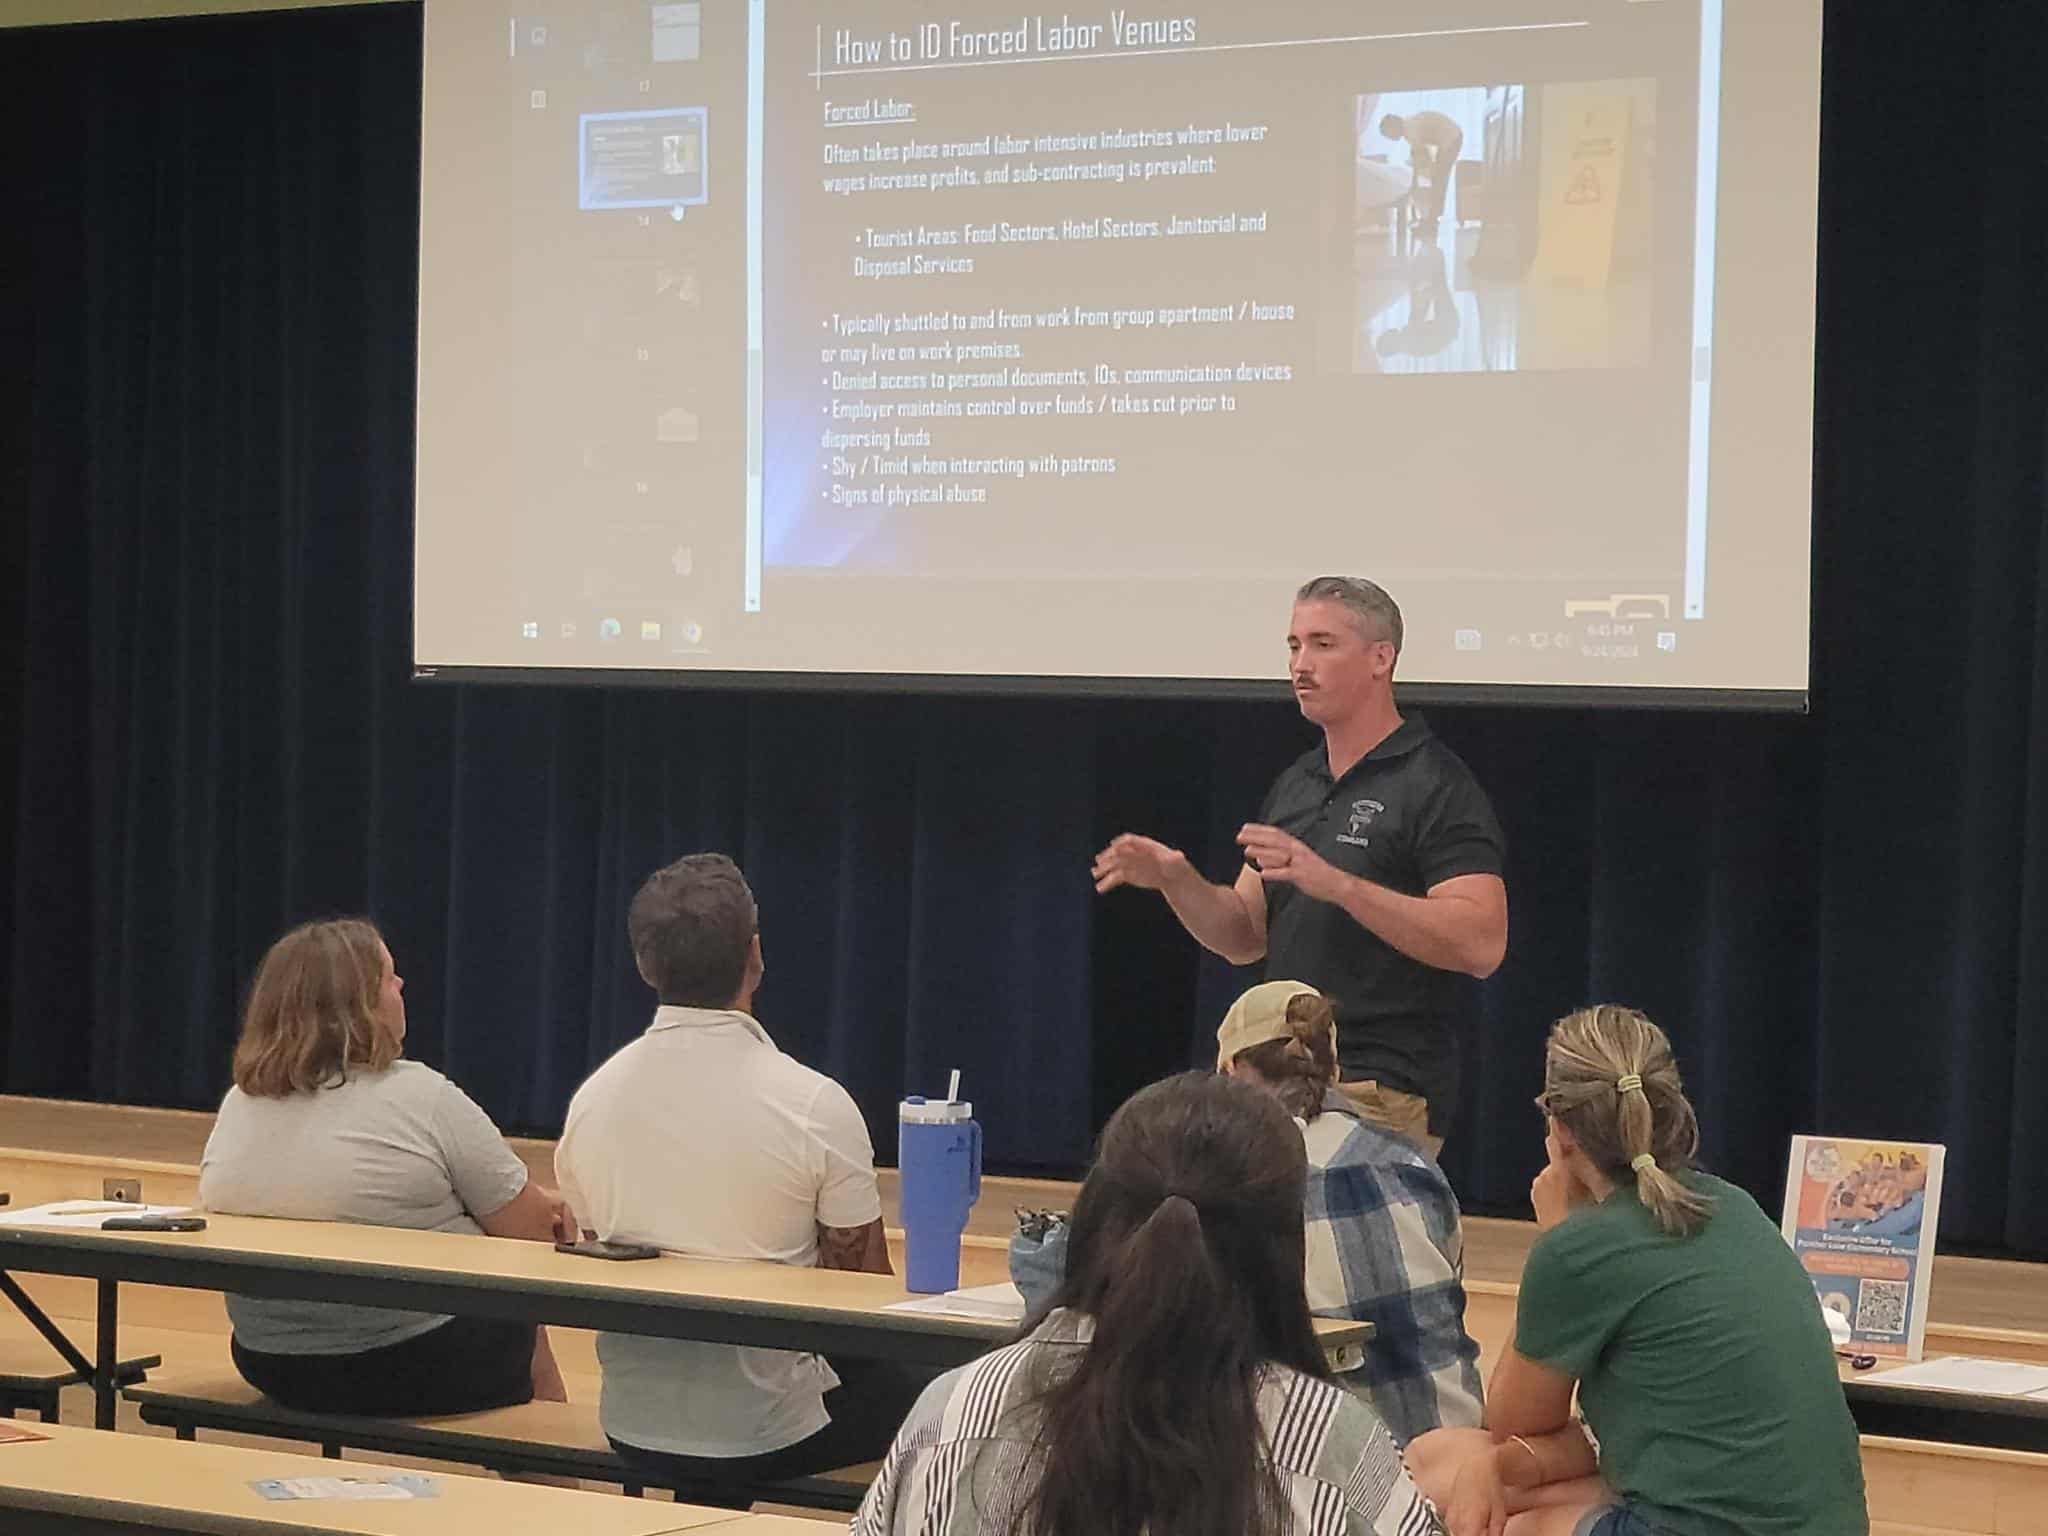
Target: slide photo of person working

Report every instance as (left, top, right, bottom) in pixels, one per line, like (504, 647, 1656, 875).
(1347, 81, 1656, 374)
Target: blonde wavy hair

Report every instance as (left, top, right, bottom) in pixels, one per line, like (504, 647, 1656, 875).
(1538, 1005, 1714, 1237)
(232, 919, 399, 1097)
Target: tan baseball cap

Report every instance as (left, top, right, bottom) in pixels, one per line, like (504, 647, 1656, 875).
(1215, 980, 1329, 1071)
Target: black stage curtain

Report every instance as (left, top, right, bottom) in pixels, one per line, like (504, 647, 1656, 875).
(4, 6, 2045, 1252)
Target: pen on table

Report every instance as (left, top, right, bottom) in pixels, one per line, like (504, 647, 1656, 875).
(1835, 1348, 1877, 1370)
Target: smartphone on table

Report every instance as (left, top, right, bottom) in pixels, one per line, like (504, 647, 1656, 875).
(101, 1215, 208, 1232)
(554, 1237, 661, 1261)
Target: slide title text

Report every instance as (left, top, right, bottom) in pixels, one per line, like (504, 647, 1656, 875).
(831, 12, 1197, 67)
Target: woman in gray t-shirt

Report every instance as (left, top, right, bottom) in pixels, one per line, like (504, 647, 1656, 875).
(200, 918, 574, 1416)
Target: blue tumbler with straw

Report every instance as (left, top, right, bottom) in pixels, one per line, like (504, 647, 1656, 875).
(898, 1077, 981, 1293)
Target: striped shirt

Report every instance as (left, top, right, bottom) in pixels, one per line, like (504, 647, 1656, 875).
(852, 1310, 1445, 1536)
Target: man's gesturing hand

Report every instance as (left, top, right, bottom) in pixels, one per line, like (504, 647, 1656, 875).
(1236, 823, 1342, 902)
(1091, 834, 1188, 894)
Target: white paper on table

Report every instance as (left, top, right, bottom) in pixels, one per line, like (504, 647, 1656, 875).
(1865, 1356, 2048, 1398)
(251, 1476, 437, 1501)
(0, 1201, 193, 1228)
(887, 1282, 1025, 1321)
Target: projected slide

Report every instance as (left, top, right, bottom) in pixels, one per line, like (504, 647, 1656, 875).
(415, 0, 1822, 695)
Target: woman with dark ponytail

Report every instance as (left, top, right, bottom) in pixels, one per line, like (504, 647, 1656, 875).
(852, 1071, 1445, 1536)
(1466, 1006, 1867, 1536)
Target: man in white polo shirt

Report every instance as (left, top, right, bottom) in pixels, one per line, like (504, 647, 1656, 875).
(555, 852, 919, 1500)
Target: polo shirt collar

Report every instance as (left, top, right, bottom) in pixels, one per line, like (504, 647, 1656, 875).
(646, 1005, 774, 1047)
(1304, 713, 1432, 785)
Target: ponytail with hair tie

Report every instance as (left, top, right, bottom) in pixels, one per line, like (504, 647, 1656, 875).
(1543, 1005, 1716, 1238)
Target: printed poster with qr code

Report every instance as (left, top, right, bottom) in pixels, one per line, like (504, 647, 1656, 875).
(1780, 1135, 1946, 1361)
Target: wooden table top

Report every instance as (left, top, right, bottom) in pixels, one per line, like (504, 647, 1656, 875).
(0, 1420, 740, 1535)
(1839, 1352, 2048, 1415)
(0, 1210, 1370, 1361)
(10, 1094, 2047, 1337)
(0, 1212, 1007, 1343)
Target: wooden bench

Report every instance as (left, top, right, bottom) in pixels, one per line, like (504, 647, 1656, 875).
(0, 1337, 161, 1422)
(124, 1368, 876, 1511)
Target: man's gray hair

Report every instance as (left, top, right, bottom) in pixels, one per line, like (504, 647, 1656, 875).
(1295, 576, 1404, 656)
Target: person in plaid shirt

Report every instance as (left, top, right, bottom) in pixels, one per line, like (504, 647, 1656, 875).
(1218, 980, 1486, 1446)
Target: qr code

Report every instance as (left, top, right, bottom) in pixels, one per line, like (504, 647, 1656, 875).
(1856, 1279, 1909, 1335)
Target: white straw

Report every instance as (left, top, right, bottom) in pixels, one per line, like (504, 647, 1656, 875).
(946, 1069, 961, 1103)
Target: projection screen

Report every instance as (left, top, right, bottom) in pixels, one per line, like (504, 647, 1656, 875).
(414, 0, 1822, 701)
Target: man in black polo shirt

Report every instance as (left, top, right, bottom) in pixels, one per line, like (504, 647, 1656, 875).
(1092, 576, 1506, 1155)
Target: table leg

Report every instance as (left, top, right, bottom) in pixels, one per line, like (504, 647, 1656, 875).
(95, 1279, 119, 1430)
(0, 1271, 96, 1380)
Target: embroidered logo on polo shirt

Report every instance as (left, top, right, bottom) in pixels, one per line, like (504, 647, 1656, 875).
(1337, 798, 1384, 848)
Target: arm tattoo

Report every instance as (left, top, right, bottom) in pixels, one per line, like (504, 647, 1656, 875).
(817, 1219, 891, 1274)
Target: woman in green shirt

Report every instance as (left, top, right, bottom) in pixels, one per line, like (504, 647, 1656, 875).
(1452, 1006, 1867, 1536)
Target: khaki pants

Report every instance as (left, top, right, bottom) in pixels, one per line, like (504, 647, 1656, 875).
(1335, 1078, 1443, 1161)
